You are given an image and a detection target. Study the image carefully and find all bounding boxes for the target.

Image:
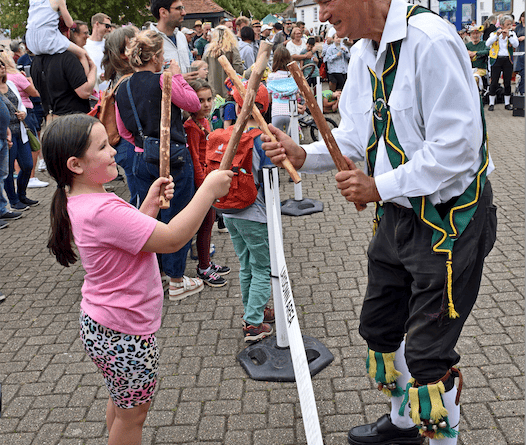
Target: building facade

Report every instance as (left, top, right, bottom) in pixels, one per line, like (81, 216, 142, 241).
(295, 0, 524, 34)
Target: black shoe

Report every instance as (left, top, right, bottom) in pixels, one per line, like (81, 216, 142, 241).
(505, 104, 513, 110)
(11, 202, 29, 211)
(19, 197, 39, 207)
(0, 211, 22, 220)
(348, 414, 424, 445)
(488, 105, 494, 111)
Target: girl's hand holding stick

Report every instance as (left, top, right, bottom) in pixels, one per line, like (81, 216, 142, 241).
(159, 70, 172, 208)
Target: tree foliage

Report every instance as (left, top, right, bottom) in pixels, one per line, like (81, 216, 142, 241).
(0, 0, 288, 39)
(211, 0, 288, 20)
(0, 0, 154, 39)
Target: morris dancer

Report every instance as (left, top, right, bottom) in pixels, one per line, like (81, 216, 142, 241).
(262, 0, 497, 443)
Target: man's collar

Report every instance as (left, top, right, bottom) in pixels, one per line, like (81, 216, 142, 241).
(153, 22, 178, 38)
(376, 0, 408, 56)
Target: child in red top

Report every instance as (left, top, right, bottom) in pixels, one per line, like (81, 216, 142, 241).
(184, 78, 231, 287)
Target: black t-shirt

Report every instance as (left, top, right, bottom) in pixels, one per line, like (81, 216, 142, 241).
(31, 52, 90, 116)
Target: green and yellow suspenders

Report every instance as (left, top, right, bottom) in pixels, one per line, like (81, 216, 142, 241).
(367, 5, 490, 319)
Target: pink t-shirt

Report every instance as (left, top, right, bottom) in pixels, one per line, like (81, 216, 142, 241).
(7, 72, 34, 109)
(68, 193, 162, 335)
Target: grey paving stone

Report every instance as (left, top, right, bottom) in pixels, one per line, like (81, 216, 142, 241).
(0, 107, 522, 444)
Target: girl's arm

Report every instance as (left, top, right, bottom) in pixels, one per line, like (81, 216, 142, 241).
(115, 104, 137, 146)
(56, 0, 75, 28)
(159, 72, 201, 113)
(184, 121, 207, 187)
(24, 78, 40, 98)
(142, 170, 233, 253)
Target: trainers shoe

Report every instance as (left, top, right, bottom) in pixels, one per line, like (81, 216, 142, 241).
(0, 221, 8, 229)
(27, 177, 49, 188)
(168, 276, 204, 301)
(505, 104, 513, 110)
(241, 306, 275, 327)
(210, 262, 230, 276)
(11, 202, 29, 211)
(197, 267, 227, 287)
(488, 104, 494, 111)
(37, 159, 47, 171)
(0, 211, 22, 220)
(217, 217, 228, 233)
(19, 197, 39, 207)
(243, 323, 273, 343)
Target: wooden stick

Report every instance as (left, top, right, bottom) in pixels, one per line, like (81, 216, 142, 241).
(219, 43, 272, 171)
(218, 53, 301, 184)
(159, 71, 172, 209)
(287, 62, 366, 211)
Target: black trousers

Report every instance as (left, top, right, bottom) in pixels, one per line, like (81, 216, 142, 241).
(489, 56, 514, 96)
(359, 182, 497, 384)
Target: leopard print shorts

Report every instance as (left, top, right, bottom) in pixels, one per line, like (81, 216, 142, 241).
(79, 311, 159, 409)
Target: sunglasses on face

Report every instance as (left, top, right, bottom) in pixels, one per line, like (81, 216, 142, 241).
(171, 5, 185, 11)
(99, 23, 112, 29)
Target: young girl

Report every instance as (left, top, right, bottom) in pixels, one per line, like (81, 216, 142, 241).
(190, 60, 209, 80)
(184, 78, 230, 287)
(42, 114, 232, 445)
(25, 0, 90, 74)
(267, 46, 303, 136)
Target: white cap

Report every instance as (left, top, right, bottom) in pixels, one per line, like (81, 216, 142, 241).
(181, 27, 195, 35)
(261, 25, 272, 32)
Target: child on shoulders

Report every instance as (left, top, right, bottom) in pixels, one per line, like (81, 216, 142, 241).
(26, 0, 90, 74)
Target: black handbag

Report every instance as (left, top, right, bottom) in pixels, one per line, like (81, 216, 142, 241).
(126, 79, 185, 167)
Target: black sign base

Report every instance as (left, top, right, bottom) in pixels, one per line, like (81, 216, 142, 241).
(281, 198, 324, 216)
(237, 335, 334, 382)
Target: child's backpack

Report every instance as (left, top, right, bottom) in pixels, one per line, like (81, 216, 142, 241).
(210, 95, 236, 130)
(205, 126, 263, 213)
(88, 74, 131, 146)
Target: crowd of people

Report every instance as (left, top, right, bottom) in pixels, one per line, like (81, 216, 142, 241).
(0, 0, 519, 442)
(461, 12, 524, 110)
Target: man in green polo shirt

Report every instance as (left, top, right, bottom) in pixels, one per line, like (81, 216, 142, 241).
(466, 25, 489, 92)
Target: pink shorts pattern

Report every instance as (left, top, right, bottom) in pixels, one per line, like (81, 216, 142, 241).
(79, 311, 159, 409)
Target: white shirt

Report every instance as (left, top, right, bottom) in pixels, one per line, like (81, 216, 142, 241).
(286, 40, 307, 65)
(84, 38, 108, 92)
(301, 0, 493, 208)
(485, 30, 519, 56)
(150, 23, 190, 73)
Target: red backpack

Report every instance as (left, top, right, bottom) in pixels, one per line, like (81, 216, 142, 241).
(205, 126, 263, 213)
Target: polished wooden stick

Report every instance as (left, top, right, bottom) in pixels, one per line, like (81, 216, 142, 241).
(218, 43, 272, 171)
(218, 49, 301, 183)
(287, 62, 366, 211)
(159, 71, 172, 209)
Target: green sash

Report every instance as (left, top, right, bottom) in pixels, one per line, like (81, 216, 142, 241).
(366, 5, 490, 318)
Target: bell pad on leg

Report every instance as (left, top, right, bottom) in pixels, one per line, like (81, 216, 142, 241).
(366, 348, 404, 398)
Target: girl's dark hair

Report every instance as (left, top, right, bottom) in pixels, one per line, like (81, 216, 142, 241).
(42, 114, 99, 267)
(272, 45, 292, 72)
(188, 78, 212, 94)
(240, 26, 255, 42)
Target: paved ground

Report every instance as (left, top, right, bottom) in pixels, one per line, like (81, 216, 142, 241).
(0, 107, 523, 445)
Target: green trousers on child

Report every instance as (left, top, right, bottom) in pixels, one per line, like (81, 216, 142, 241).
(223, 217, 271, 326)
